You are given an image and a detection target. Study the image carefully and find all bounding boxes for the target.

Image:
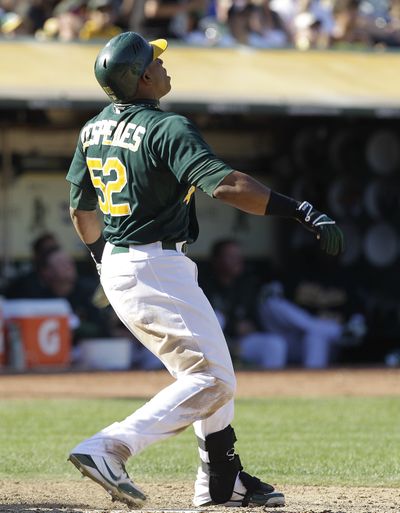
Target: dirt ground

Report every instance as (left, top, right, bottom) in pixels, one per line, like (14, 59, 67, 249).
(1, 368, 399, 513)
(0, 480, 398, 513)
(2, 367, 400, 399)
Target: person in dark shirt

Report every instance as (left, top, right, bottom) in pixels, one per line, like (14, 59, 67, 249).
(200, 239, 287, 368)
(4, 232, 59, 299)
(6, 245, 109, 343)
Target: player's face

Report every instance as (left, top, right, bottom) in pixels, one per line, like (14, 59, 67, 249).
(146, 58, 171, 99)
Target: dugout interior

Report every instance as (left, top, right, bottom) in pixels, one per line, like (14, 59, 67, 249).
(1, 42, 400, 364)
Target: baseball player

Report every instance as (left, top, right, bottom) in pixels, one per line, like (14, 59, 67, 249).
(66, 32, 343, 508)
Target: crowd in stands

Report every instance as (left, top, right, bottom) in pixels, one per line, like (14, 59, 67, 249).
(1, 0, 400, 49)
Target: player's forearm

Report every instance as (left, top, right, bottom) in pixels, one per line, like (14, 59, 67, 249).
(213, 170, 343, 255)
(213, 171, 271, 215)
(70, 208, 102, 245)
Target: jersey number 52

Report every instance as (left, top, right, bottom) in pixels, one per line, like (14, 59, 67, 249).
(87, 157, 131, 216)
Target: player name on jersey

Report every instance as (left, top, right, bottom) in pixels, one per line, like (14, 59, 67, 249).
(81, 120, 146, 153)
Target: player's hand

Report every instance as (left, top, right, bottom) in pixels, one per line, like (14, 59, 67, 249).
(295, 201, 344, 256)
(89, 253, 102, 276)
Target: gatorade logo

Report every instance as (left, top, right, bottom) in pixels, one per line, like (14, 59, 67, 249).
(38, 319, 61, 356)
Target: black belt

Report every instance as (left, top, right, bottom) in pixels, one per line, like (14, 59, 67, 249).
(111, 241, 186, 255)
(162, 241, 180, 250)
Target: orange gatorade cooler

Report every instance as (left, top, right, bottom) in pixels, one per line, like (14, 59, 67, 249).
(0, 296, 5, 366)
(4, 299, 72, 369)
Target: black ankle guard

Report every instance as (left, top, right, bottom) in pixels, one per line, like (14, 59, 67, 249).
(239, 471, 274, 506)
(239, 471, 260, 494)
(199, 425, 243, 504)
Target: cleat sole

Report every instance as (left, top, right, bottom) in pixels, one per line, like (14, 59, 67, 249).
(68, 454, 146, 507)
(199, 492, 285, 508)
(263, 492, 285, 508)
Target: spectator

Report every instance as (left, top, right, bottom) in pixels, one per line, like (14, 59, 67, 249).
(37, 0, 87, 41)
(226, 0, 252, 45)
(38, 247, 111, 341)
(225, 0, 290, 47)
(293, 0, 334, 49)
(293, 10, 326, 49)
(79, 0, 121, 40)
(141, 0, 208, 40)
(23, 0, 57, 34)
(247, 0, 292, 48)
(117, 0, 146, 32)
(331, 0, 374, 48)
(337, 0, 400, 49)
(4, 232, 160, 370)
(6, 245, 110, 344)
(200, 239, 287, 369)
(0, 0, 56, 36)
(1, 0, 399, 49)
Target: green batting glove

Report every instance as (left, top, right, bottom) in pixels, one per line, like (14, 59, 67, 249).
(295, 201, 344, 256)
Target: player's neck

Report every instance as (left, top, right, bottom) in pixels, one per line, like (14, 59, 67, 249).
(113, 98, 160, 111)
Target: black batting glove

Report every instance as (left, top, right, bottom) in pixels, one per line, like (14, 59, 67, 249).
(295, 201, 344, 256)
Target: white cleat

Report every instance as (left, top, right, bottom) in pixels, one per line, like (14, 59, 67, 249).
(69, 452, 146, 507)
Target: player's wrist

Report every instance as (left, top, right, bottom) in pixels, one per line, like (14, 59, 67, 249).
(86, 235, 105, 265)
(265, 190, 300, 218)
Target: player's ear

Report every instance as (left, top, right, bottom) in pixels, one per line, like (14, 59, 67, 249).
(142, 70, 152, 84)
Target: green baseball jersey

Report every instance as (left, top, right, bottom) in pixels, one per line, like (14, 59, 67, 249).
(66, 101, 233, 246)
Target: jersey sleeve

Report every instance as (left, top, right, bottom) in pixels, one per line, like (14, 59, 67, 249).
(150, 115, 233, 196)
(70, 182, 98, 210)
(66, 136, 93, 190)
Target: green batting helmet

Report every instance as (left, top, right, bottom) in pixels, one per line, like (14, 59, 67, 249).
(94, 32, 168, 103)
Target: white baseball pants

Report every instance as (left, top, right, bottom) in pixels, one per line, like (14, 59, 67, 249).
(76, 242, 236, 491)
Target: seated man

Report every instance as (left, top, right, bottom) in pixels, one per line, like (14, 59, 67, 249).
(6, 246, 110, 345)
(4, 232, 59, 299)
(200, 239, 287, 369)
(258, 280, 366, 368)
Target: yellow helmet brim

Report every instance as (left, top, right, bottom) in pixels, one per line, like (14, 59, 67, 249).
(149, 38, 168, 60)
